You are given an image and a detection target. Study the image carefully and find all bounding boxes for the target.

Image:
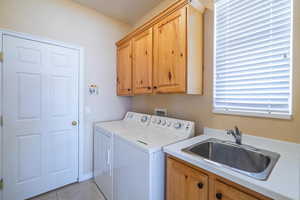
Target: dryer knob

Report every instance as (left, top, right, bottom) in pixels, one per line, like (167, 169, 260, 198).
(174, 122, 182, 129)
(141, 116, 148, 123)
(186, 123, 190, 130)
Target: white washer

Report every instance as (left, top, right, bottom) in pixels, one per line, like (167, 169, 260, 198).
(94, 112, 195, 200)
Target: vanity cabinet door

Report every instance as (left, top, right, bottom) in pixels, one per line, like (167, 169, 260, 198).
(132, 28, 153, 94)
(117, 40, 132, 96)
(153, 7, 187, 93)
(167, 157, 208, 200)
(214, 180, 260, 200)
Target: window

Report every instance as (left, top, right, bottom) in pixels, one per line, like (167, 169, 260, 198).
(213, 0, 293, 119)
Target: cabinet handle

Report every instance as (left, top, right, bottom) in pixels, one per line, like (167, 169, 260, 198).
(128, 88, 131, 91)
(216, 193, 222, 199)
(153, 86, 157, 89)
(197, 182, 204, 189)
(147, 87, 151, 90)
(168, 72, 172, 81)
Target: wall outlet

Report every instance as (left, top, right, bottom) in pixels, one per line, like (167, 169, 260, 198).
(154, 108, 167, 116)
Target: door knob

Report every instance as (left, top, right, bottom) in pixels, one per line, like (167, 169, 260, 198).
(72, 121, 78, 126)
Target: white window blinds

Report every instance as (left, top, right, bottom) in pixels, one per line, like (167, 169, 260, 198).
(214, 0, 293, 119)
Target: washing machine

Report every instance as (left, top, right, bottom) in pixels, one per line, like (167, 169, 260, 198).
(94, 112, 194, 200)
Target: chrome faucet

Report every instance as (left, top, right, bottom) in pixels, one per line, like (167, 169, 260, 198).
(226, 126, 242, 145)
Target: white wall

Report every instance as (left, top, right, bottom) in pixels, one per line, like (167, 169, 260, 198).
(133, 0, 177, 28)
(133, 0, 213, 28)
(0, 0, 132, 177)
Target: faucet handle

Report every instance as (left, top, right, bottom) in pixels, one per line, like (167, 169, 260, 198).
(226, 129, 234, 135)
(226, 126, 243, 145)
(234, 126, 241, 135)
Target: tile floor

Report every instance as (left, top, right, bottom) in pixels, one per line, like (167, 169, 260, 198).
(29, 180, 105, 200)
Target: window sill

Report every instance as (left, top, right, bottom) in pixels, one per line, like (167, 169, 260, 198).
(213, 109, 292, 120)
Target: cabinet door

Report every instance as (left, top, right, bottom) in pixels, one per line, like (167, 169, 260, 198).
(186, 166, 209, 200)
(167, 158, 208, 200)
(214, 180, 260, 200)
(153, 7, 187, 93)
(133, 28, 153, 94)
(167, 158, 187, 200)
(117, 40, 132, 96)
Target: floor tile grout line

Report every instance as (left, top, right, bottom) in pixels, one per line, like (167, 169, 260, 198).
(55, 190, 59, 200)
(29, 180, 104, 200)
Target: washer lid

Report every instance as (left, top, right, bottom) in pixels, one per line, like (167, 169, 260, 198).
(95, 120, 140, 134)
(114, 127, 191, 152)
(94, 112, 151, 134)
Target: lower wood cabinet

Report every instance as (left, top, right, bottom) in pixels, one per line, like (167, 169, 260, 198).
(214, 180, 261, 200)
(166, 156, 272, 200)
(167, 157, 208, 200)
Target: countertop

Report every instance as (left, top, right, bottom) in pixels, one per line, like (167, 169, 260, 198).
(163, 128, 300, 200)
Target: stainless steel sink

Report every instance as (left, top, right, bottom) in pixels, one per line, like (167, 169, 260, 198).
(182, 138, 280, 180)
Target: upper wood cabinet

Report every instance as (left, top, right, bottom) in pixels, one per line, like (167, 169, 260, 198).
(153, 7, 187, 93)
(132, 28, 153, 94)
(116, 0, 205, 96)
(117, 40, 132, 96)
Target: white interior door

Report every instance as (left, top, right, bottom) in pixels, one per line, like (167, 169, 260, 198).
(0, 32, 3, 200)
(2, 34, 79, 200)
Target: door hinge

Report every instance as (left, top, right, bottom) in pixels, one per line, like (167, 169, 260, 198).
(0, 179, 3, 190)
(0, 116, 3, 127)
(0, 52, 3, 62)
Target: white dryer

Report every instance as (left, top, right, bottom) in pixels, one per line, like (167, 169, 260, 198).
(94, 112, 151, 200)
(94, 112, 195, 200)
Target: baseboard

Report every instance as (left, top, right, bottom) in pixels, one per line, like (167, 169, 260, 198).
(79, 172, 93, 182)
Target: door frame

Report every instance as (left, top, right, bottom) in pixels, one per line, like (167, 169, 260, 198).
(0, 29, 86, 200)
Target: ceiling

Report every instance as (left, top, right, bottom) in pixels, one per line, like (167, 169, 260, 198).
(73, 0, 163, 24)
